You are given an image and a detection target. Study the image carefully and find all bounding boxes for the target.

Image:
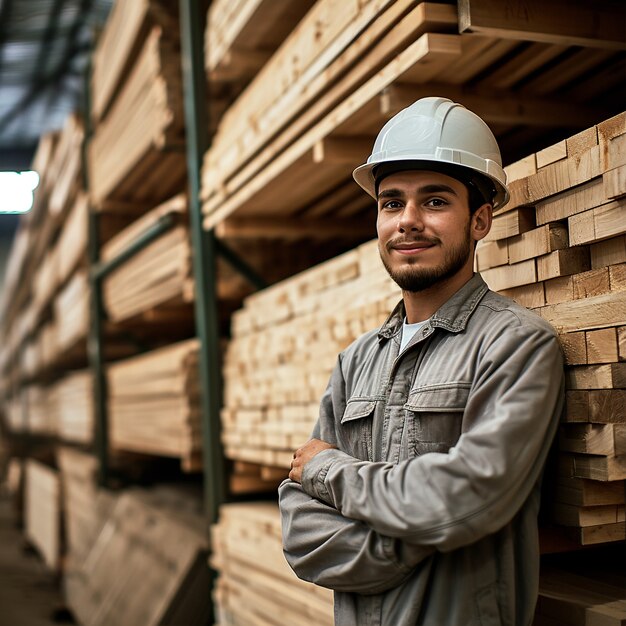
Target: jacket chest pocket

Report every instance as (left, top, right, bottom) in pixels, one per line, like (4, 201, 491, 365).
(339, 398, 375, 461)
(404, 384, 470, 457)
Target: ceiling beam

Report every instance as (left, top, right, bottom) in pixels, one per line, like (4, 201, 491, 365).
(458, 0, 626, 50)
(380, 83, 614, 128)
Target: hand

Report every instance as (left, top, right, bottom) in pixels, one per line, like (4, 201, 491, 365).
(289, 438, 336, 484)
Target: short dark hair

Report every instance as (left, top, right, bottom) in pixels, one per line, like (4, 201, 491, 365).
(373, 161, 495, 213)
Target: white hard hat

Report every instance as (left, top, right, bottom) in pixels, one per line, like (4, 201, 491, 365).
(353, 97, 509, 209)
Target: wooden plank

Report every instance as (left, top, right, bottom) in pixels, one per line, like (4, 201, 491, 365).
(458, 0, 626, 49)
(475, 239, 508, 271)
(572, 267, 611, 300)
(591, 236, 626, 269)
(508, 223, 568, 265)
(536, 248, 590, 282)
(559, 332, 587, 366)
(586, 328, 619, 364)
(215, 216, 375, 240)
(379, 83, 607, 129)
(568, 199, 626, 246)
(540, 291, 626, 333)
(479, 258, 537, 292)
(559, 423, 625, 456)
(589, 390, 626, 424)
(484, 207, 535, 241)
(571, 454, 626, 482)
(566, 363, 626, 390)
(499, 282, 545, 309)
(536, 140, 567, 169)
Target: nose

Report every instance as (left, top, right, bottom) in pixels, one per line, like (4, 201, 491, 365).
(397, 201, 424, 233)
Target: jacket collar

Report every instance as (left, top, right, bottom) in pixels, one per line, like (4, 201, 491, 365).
(378, 273, 489, 341)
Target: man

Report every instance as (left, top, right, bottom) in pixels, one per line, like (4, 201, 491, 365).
(278, 97, 564, 625)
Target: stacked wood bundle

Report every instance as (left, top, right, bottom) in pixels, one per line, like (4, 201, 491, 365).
(222, 241, 400, 468)
(205, 0, 315, 84)
(476, 113, 626, 546)
(107, 339, 202, 470)
(101, 194, 193, 322)
(201, 0, 459, 228)
(57, 449, 115, 573)
(66, 488, 211, 626)
(534, 565, 626, 625)
(54, 371, 94, 443)
(89, 0, 185, 209)
(212, 502, 334, 626)
(54, 270, 89, 357)
(24, 460, 61, 571)
(56, 193, 89, 287)
(24, 385, 56, 435)
(45, 113, 84, 219)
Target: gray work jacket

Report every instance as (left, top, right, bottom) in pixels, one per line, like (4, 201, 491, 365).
(279, 274, 564, 626)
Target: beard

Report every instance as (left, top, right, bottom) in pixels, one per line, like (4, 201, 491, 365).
(379, 224, 472, 293)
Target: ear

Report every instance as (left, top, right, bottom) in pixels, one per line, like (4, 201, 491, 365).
(471, 203, 492, 242)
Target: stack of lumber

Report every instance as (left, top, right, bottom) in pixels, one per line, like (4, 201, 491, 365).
(205, 0, 315, 84)
(54, 270, 89, 356)
(24, 460, 61, 571)
(54, 371, 94, 443)
(212, 502, 334, 626)
(534, 565, 626, 625)
(107, 339, 202, 470)
(102, 194, 193, 322)
(89, 0, 185, 208)
(57, 448, 116, 573)
(24, 385, 56, 435)
(2, 385, 55, 435)
(476, 112, 626, 546)
(222, 241, 400, 467)
(66, 488, 211, 626)
(56, 193, 89, 287)
(45, 113, 84, 219)
(200, 0, 460, 228)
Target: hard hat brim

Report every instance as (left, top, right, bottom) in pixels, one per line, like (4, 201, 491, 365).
(353, 158, 510, 210)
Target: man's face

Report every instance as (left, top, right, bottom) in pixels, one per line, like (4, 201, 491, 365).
(376, 170, 484, 293)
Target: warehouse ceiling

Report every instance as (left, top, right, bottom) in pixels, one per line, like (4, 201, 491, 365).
(0, 0, 113, 172)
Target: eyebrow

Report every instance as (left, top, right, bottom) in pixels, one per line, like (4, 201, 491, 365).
(378, 184, 460, 200)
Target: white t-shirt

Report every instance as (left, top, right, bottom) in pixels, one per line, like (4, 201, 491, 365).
(400, 317, 430, 352)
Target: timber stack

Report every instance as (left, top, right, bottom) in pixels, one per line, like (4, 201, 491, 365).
(211, 502, 334, 626)
(24, 460, 62, 572)
(65, 485, 211, 626)
(107, 339, 202, 472)
(89, 0, 185, 211)
(478, 113, 626, 547)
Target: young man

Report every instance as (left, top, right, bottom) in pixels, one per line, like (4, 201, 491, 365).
(278, 97, 564, 625)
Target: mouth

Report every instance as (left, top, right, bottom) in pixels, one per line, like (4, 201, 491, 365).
(389, 240, 437, 255)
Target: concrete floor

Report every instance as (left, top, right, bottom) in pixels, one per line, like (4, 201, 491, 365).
(0, 492, 73, 626)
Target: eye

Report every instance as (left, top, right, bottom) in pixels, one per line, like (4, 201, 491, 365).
(424, 197, 448, 208)
(380, 199, 403, 211)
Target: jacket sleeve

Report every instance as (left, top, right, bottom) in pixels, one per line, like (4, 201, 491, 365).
(300, 323, 564, 553)
(278, 357, 435, 594)
(279, 479, 434, 594)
